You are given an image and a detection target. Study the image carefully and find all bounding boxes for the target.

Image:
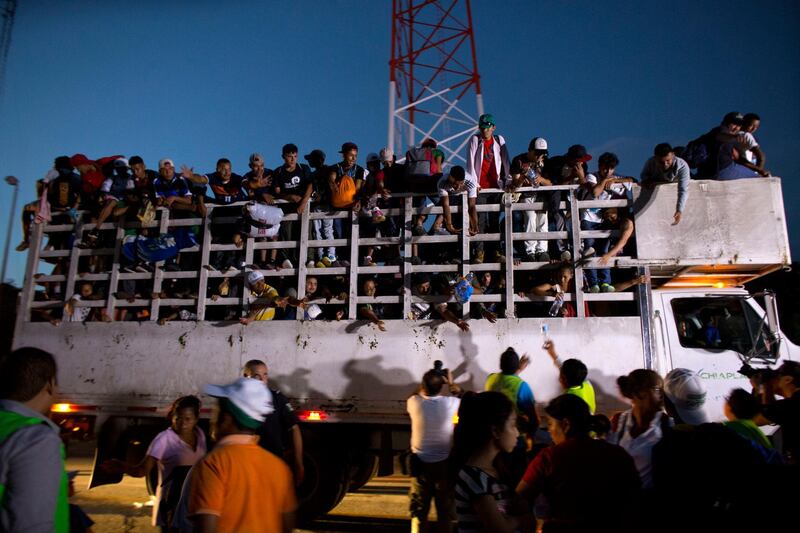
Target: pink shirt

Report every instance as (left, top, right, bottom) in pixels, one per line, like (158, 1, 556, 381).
(146, 427, 207, 525)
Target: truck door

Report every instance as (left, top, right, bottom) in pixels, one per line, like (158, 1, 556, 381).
(659, 293, 775, 421)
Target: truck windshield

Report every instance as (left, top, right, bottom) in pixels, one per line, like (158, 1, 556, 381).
(671, 297, 771, 356)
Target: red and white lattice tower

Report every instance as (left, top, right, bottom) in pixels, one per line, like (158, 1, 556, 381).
(388, 0, 484, 166)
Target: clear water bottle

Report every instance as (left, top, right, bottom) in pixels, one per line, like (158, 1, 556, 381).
(541, 323, 550, 345)
(526, 166, 539, 188)
(548, 288, 564, 317)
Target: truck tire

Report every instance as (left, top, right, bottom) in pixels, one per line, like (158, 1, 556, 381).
(297, 432, 351, 521)
(348, 453, 378, 492)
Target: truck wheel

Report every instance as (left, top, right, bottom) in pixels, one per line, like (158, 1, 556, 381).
(348, 453, 378, 492)
(297, 434, 351, 521)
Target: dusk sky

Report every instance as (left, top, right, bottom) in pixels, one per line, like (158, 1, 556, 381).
(0, 0, 798, 284)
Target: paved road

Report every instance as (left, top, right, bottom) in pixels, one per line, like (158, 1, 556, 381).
(66, 440, 414, 532)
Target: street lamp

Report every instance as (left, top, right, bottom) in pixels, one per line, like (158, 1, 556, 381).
(1, 175, 20, 286)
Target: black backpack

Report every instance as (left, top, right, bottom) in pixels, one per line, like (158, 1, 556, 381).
(683, 129, 721, 178)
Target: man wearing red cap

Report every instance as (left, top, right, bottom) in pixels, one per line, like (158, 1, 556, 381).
(70, 153, 123, 207)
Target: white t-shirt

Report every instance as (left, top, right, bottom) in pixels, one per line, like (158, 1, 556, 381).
(582, 174, 632, 223)
(608, 410, 672, 489)
(407, 394, 461, 463)
(67, 294, 92, 322)
(738, 132, 759, 164)
(437, 172, 478, 199)
(146, 426, 207, 526)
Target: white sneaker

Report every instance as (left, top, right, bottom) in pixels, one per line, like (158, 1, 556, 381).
(560, 250, 572, 262)
(281, 259, 293, 269)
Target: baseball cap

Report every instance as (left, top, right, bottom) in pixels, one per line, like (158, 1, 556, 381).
(249, 153, 264, 165)
(379, 148, 394, 162)
(478, 114, 496, 128)
(722, 111, 744, 126)
(366, 152, 380, 164)
(303, 149, 326, 162)
(113, 158, 130, 169)
(566, 144, 592, 163)
(528, 137, 548, 153)
(246, 270, 264, 286)
(204, 377, 274, 429)
(339, 142, 358, 154)
(158, 159, 174, 169)
(664, 368, 710, 426)
(70, 153, 92, 167)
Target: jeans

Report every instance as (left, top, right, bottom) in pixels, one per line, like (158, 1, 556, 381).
(312, 204, 336, 259)
(581, 219, 611, 286)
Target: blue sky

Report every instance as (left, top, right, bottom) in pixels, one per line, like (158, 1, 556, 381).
(1, 0, 798, 285)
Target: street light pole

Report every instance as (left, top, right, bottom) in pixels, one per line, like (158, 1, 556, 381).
(1, 175, 19, 285)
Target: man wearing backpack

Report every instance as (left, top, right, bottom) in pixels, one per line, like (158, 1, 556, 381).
(465, 114, 510, 263)
(328, 142, 366, 264)
(685, 112, 769, 179)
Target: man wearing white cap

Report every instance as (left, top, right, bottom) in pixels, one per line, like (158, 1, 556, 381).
(240, 270, 289, 324)
(189, 378, 296, 532)
(153, 159, 194, 213)
(508, 137, 552, 262)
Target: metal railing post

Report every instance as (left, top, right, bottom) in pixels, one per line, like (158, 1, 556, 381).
(461, 192, 471, 318)
(568, 188, 585, 317)
(16, 221, 44, 326)
(105, 224, 125, 318)
(503, 193, 515, 318)
(402, 196, 413, 318)
(196, 208, 213, 321)
(347, 211, 359, 319)
(295, 202, 311, 321)
(148, 209, 171, 321)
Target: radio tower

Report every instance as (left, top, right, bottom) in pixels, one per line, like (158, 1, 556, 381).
(0, 0, 16, 105)
(388, 0, 484, 166)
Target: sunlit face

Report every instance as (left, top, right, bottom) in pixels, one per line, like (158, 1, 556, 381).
(306, 277, 318, 295)
(495, 412, 519, 453)
(172, 407, 198, 435)
(246, 363, 269, 385)
(160, 161, 175, 179)
(283, 151, 298, 168)
(745, 119, 760, 134)
(363, 280, 377, 297)
(657, 153, 674, 171)
(342, 149, 358, 168)
(547, 416, 569, 445)
(132, 162, 147, 179)
(217, 162, 232, 181)
(249, 160, 264, 174)
(558, 269, 573, 289)
(479, 123, 496, 140)
(252, 279, 267, 294)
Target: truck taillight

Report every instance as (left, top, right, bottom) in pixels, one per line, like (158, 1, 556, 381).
(52, 403, 75, 413)
(298, 410, 328, 422)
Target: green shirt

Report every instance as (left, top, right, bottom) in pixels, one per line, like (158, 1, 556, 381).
(566, 380, 596, 414)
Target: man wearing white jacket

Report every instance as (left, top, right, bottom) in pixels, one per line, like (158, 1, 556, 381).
(465, 114, 511, 263)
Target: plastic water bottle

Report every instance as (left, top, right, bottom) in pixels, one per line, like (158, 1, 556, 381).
(548, 286, 564, 317)
(541, 323, 550, 347)
(526, 167, 539, 188)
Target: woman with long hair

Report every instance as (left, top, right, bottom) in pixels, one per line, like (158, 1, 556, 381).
(450, 391, 531, 532)
(103, 395, 206, 531)
(608, 369, 672, 488)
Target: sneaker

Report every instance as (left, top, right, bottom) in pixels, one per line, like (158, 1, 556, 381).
(560, 250, 572, 262)
(135, 263, 153, 273)
(322, 255, 335, 267)
(225, 265, 238, 273)
(412, 224, 425, 236)
(600, 283, 616, 293)
(281, 259, 293, 269)
(429, 226, 449, 236)
(306, 260, 316, 268)
(371, 207, 386, 224)
(588, 284, 600, 293)
(362, 256, 376, 267)
(535, 251, 551, 262)
(203, 264, 218, 271)
(121, 265, 136, 273)
(15, 241, 29, 252)
(582, 246, 596, 258)
(473, 250, 485, 264)
(315, 260, 327, 268)
(338, 259, 351, 268)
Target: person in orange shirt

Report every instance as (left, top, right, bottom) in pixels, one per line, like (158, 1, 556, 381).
(189, 378, 296, 533)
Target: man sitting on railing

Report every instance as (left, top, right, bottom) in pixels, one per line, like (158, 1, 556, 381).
(595, 207, 635, 287)
(508, 137, 552, 262)
(436, 165, 477, 237)
(153, 159, 197, 215)
(640, 143, 689, 226)
(81, 158, 136, 248)
(327, 142, 366, 265)
(272, 144, 313, 268)
(41, 157, 82, 251)
(361, 153, 399, 267)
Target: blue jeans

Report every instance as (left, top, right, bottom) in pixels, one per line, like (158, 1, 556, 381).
(581, 219, 611, 286)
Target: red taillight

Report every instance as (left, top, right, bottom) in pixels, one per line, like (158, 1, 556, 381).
(51, 404, 97, 413)
(298, 410, 328, 422)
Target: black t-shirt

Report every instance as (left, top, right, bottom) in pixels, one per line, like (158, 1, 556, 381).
(762, 390, 800, 463)
(309, 166, 330, 203)
(257, 388, 300, 457)
(272, 164, 312, 200)
(47, 172, 82, 209)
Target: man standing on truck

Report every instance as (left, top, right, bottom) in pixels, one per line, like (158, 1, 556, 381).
(0, 348, 69, 533)
(407, 365, 462, 533)
(189, 377, 296, 532)
(243, 359, 304, 485)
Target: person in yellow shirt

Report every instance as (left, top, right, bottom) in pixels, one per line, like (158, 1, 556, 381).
(240, 271, 289, 324)
(543, 340, 596, 414)
(189, 377, 296, 533)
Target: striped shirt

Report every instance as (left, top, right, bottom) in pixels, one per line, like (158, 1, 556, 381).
(454, 465, 513, 532)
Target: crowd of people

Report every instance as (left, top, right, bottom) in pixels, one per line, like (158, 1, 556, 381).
(1, 337, 795, 532)
(19, 111, 770, 327)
